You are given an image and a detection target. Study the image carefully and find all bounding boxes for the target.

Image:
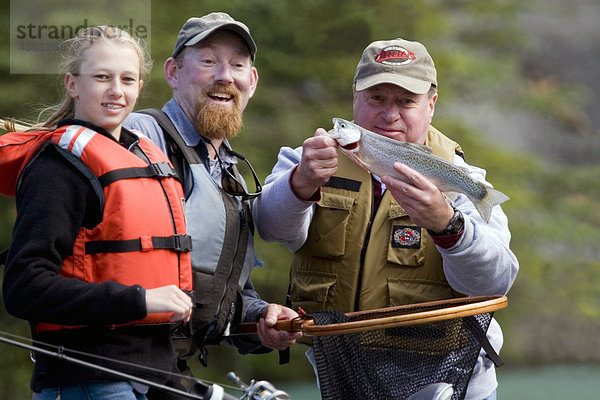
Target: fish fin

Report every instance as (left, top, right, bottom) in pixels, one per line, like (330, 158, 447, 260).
(354, 155, 372, 171)
(403, 142, 434, 154)
(472, 187, 510, 223)
(458, 165, 470, 174)
(343, 151, 372, 171)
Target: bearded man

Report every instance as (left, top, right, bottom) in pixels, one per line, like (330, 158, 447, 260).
(124, 12, 301, 387)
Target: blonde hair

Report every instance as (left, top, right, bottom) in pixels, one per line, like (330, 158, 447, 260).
(34, 25, 152, 131)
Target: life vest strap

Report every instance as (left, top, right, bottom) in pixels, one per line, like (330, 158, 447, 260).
(85, 234, 192, 254)
(98, 162, 178, 187)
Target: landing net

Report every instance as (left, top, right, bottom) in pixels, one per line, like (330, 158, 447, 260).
(310, 296, 504, 400)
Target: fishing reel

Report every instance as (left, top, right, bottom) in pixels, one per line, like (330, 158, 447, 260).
(189, 371, 291, 400)
(227, 371, 291, 400)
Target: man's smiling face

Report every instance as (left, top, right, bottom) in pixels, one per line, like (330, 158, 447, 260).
(168, 30, 258, 139)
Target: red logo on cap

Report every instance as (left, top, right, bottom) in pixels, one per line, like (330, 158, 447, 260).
(374, 47, 415, 65)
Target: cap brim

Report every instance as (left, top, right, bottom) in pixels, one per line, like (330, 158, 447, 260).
(183, 23, 257, 59)
(355, 73, 432, 94)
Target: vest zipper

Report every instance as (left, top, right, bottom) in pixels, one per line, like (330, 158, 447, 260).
(353, 186, 377, 311)
(214, 200, 245, 324)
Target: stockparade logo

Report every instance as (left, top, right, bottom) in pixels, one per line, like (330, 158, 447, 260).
(9, 0, 151, 74)
(374, 46, 416, 65)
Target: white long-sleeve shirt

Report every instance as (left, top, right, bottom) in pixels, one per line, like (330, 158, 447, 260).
(254, 145, 519, 399)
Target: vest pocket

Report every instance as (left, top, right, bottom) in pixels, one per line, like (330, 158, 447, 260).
(290, 270, 337, 312)
(387, 277, 455, 306)
(386, 206, 426, 267)
(305, 193, 354, 258)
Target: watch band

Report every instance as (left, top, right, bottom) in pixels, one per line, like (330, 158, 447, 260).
(429, 207, 464, 236)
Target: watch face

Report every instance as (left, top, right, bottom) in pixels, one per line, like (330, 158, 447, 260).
(428, 208, 464, 236)
(449, 209, 464, 234)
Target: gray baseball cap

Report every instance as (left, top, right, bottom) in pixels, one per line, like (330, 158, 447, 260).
(353, 38, 436, 94)
(172, 12, 257, 60)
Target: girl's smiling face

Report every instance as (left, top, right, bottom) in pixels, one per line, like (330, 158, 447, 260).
(65, 40, 143, 140)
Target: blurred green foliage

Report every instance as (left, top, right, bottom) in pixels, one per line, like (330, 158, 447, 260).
(2, 0, 600, 398)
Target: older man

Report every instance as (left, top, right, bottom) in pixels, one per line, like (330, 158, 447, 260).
(124, 13, 301, 376)
(254, 38, 519, 400)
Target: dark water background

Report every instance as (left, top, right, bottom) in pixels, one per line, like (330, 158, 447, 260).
(277, 364, 600, 400)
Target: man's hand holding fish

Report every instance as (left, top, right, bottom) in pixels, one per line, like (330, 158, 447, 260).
(290, 128, 338, 200)
(383, 161, 456, 233)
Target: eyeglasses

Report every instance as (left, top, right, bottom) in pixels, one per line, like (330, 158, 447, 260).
(207, 140, 262, 200)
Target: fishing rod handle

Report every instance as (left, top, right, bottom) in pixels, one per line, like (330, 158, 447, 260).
(190, 381, 238, 400)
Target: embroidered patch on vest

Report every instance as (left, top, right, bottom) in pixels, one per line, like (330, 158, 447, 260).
(391, 225, 422, 249)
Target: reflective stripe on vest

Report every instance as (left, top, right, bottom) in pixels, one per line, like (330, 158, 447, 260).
(56, 125, 96, 157)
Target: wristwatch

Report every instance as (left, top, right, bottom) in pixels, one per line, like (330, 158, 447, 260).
(429, 207, 464, 236)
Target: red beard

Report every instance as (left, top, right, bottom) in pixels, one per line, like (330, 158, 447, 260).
(193, 83, 243, 140)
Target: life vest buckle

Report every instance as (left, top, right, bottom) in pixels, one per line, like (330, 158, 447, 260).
(172, 234, 192, 253)
(151, 161, 177, 178)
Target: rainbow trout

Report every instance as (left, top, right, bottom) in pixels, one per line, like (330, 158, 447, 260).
(329, 118, 509, 223)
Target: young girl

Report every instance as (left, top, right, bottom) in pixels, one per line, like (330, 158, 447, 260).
(2, 26, 193, 399)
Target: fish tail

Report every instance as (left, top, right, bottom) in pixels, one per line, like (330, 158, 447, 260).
(473, 187, 510, 223)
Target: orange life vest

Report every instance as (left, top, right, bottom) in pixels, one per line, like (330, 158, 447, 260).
(0, 129, 56, 196)
(1, 125, 193, 330)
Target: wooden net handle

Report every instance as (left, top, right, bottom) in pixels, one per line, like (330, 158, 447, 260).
(230, 315, 307, 335)
(230, 295, 507, 337)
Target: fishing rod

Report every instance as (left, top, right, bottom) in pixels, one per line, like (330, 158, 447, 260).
(0, 333, 225, 399)
(0, 332, 291, 400)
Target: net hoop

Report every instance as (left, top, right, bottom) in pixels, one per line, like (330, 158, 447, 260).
(301, 295, 506, 336)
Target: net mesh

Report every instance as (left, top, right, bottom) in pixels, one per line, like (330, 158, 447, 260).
(311, 302, 495, 400)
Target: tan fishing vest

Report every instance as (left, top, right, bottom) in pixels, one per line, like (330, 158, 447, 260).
(290, 125, 465, 315)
